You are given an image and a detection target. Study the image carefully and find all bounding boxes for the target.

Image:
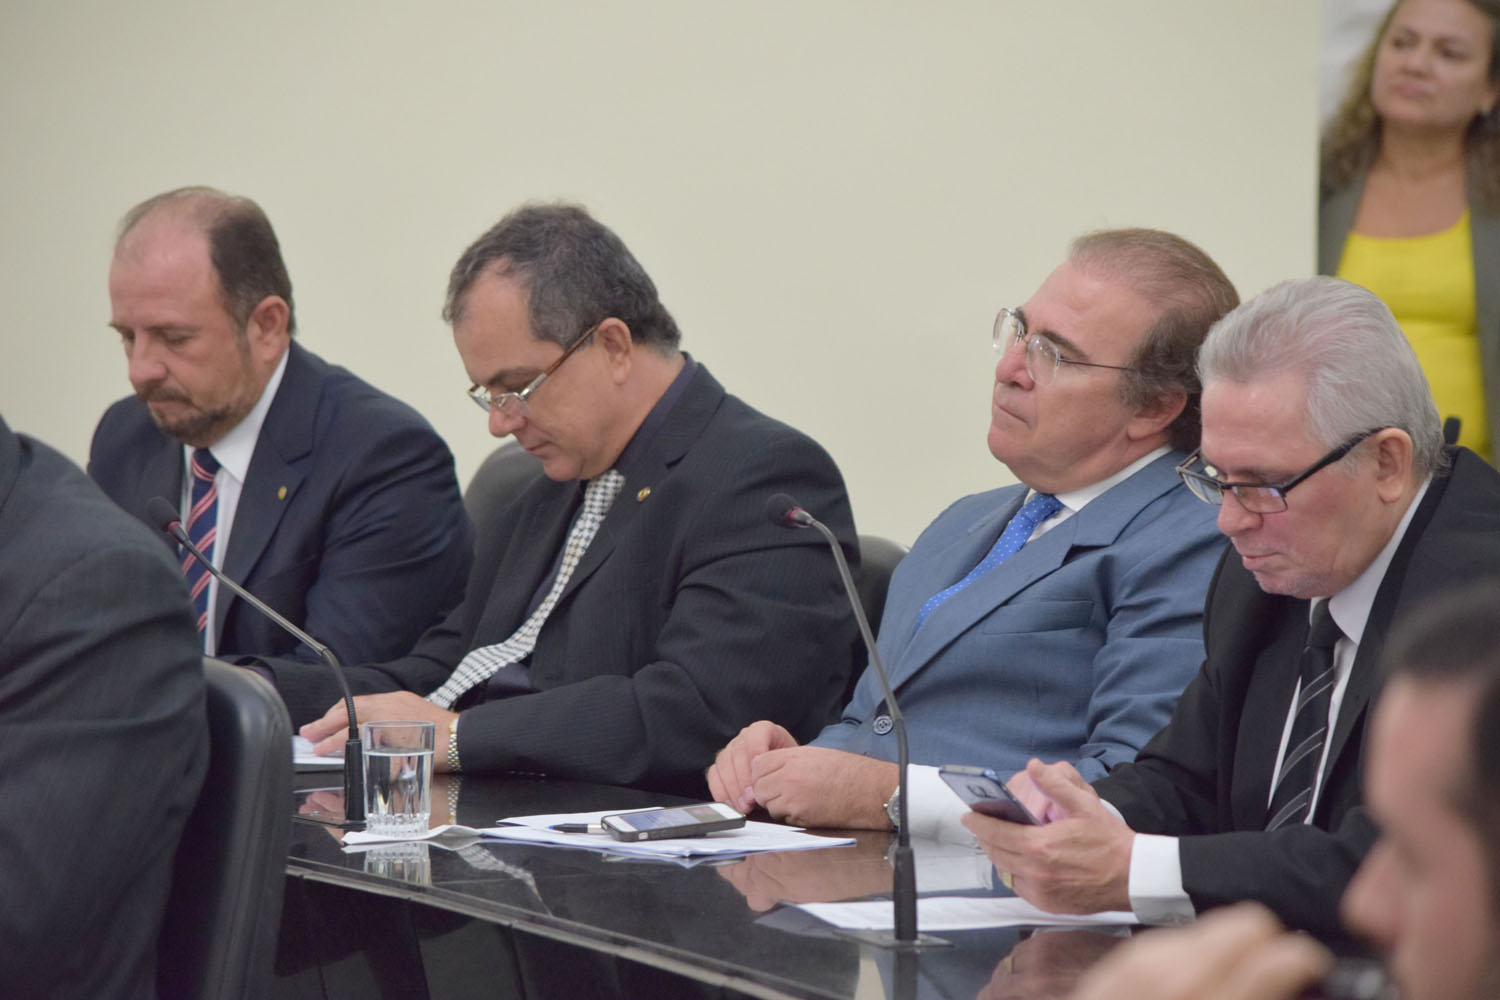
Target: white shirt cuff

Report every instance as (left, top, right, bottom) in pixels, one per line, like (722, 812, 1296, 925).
(1127, 833, 1196, 925)
(903, 763, 980, 845)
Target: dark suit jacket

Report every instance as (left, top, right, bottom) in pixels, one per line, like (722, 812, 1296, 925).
(267, 365, 859, 795)
(88, 341, 473, 665)
(0, 416, 207, 998)
(1095, 447, 1500, 937)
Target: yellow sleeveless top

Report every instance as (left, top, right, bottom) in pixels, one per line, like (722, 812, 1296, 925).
(1337, 210, 1487, 459)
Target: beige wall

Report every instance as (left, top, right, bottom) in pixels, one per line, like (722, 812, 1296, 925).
(0, 1, 1316, 544)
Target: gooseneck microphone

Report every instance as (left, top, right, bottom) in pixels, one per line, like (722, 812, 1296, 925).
(147, 496, 365, 826)
(765, 493, 946, 950)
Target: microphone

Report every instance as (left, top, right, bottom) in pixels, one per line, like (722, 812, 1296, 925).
(765, 493, 946, 950)
(147, 496, 365, 826)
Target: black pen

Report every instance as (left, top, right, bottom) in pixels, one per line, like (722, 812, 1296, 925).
(549, 822, 605, 834)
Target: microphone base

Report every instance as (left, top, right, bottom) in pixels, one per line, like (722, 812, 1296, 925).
(834, 929, 953, 951)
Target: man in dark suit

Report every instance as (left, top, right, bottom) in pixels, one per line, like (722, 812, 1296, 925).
(89, 187, 471, 665)
(293, 203, 857, 794)
(0, 414, 207, 998)
(965, 277, 1500, 938)
(1067, 582, 1500, 1000)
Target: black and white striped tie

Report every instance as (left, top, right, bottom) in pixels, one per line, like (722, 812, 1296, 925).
(1265, 601, 1342, 831)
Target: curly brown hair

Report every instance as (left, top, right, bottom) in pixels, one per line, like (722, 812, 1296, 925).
(1321, 0, 1500, 210)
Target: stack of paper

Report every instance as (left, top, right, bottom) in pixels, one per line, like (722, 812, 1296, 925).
(343, 808, 854, 860)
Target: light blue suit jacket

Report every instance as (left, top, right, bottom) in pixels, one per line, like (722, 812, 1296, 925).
(814, 451, 1225, 781)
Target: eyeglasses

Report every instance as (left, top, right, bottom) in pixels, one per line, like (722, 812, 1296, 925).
(466, 321, 601, 419)
(993, 308, 1138, 386)
(1174, 428, 1385, 513)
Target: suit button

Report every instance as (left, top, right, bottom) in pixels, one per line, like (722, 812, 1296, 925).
(872, 715, 894, 735)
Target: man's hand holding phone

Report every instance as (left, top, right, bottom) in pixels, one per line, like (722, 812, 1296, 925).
(939, 764, 1043, 825)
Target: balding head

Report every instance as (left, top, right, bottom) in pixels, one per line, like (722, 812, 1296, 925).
(117, 186, 297, 335)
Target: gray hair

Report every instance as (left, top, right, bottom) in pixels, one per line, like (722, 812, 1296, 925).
(1197, 277, 1445, 477)
(443, 202, 680, 352)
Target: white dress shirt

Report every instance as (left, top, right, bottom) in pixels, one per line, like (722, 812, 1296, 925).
(178, 350, 288, 655)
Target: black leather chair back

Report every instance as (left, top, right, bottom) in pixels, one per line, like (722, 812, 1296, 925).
(856, 534, 907, 634)
(840, 534, 909, 711)
(464, 441, 545, 546)
(157, 659, 293, 1000)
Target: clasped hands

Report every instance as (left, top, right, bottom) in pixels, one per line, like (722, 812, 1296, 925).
(705, 721, 897, 829)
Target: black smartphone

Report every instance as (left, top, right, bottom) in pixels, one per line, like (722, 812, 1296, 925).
(600, 802, 746, 842)
(938, 764, 1041, 824)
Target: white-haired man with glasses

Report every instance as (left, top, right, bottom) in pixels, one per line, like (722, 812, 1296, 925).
(966, 276, 1500, 940)
(708, 229, 1236, 839)
(284, 203, 859, 795)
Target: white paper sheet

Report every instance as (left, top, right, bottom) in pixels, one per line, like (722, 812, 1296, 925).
(793, 895, 1138, 931)
(292, 735, 344, 769)
(342, 808, 856, 859)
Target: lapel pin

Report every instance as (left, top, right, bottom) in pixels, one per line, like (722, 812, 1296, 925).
(277, 486, 288, 501)
(636, 487, 652, 502)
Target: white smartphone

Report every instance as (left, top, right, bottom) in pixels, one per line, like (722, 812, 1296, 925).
(600, 802, 746, 842)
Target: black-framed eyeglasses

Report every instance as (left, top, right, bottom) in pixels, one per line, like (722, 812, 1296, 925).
(466, 321, 602, 418)
(1175, 428, 1385, 513)
(993, 308, 1139, 386)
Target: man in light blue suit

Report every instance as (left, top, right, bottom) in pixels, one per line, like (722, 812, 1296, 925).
(708, 229, 1236, 839)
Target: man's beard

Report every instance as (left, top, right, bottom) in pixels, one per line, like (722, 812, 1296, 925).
(138, 387, 243, 448)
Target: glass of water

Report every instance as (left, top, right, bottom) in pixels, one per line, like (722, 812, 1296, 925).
(362, 720, 435, 837)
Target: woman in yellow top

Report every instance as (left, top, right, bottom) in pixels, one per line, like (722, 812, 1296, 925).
(1320, 0, 1500, 462)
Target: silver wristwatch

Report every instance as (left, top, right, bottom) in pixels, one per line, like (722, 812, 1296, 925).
(884, 786, 900, 831)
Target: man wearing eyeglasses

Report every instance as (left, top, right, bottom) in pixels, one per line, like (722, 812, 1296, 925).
(89, 187, 472, 665)
(707, 229, 1236, 837)
(966, 277, 1500, 939)
(288, 203, 858, 794)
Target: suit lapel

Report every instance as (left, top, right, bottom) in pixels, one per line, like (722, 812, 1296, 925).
(890, 452, 1188, 693)
(890, 494, 1045, 688)
(1323, 464, 1451, 779)
(880, 492, 1022, 675)
(471, 476, 579, 644)
(217, 345, 314, 634)
(1228, 597, 1308, 827)
(558, 365, 723, 604)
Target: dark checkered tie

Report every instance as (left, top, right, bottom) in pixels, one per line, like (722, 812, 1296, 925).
(1266, 601, 1342, 830)
(181, 448, 220, 642)
(427, 470, 625, 709)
